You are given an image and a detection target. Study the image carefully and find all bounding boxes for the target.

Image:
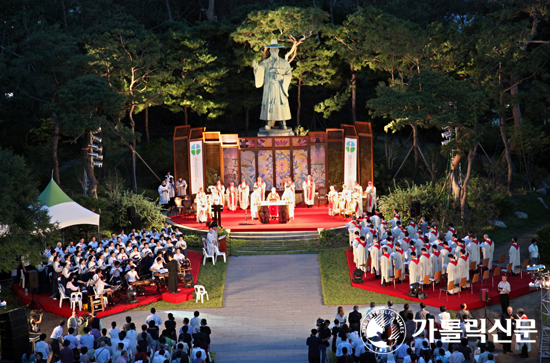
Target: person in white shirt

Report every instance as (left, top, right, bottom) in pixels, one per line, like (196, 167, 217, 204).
(126, 266, 139, 283)
(50, 321, 64, 342)
(529, 239, 539, 265)
(174, 248, 186, 263)
(438, 305, 451, 329)
(94, 341, 111, 363)
(35, 334, 50, 360)
(190, 311, 201, 330)
(145, 308, 163, 327)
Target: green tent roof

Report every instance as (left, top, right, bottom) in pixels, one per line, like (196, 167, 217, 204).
(37, 179, 74, 207)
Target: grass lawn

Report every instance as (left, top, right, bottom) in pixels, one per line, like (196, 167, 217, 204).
(229, 238, 325, 256)
(132, 254, 227, 310)
(482, 191, 550, 243)
(318, 248, 411, 305)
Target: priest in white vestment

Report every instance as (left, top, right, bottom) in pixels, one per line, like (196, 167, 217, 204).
(195, 188, 208, 223)
(238, 179, 249, 210)
(303, 175, 315, 207)
(467, 238, 480, 267)
(429, 245, 441, 279)
(392, 243, 404, 281)
(419, 248, 431, 283)
(215, 180, 225, 209)
(281, 184, 295, 219)
(328, 186, 338, 216)
(409, 253, 421, 285)
(457, 249, 470, 287)
(483, 234, 495, 269)
(365, 181, 377, 213)
(254, 176, 266, 201)
(369, 239, 381, 277)
(176, 177, 187, 197)
(380, 247, 392, 286)
(158, 180, 170, 207)
(226, 182, 238, 211)
(509, 238, 521, 274)
(447, 255, 460, 294)
(445, 224, 456, 242)
(250, 187, 261, 219)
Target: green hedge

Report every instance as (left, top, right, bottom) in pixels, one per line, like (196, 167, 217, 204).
(537, 224, 550, 265)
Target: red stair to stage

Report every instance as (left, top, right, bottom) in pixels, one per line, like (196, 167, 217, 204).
(170, 205, 345, 232)
(346, 249, 535, 310)
(14, 251, 202, 318)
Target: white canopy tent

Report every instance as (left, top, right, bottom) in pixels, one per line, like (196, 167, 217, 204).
(37, 179, 100, 229)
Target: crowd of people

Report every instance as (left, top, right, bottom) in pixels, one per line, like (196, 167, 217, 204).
(307, 302, 529, 363)
(28, 309, 212, 363)
(346, 209, 537, 295)
(20, 222, 223, 305)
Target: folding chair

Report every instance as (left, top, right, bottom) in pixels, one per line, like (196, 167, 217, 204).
(482, 269, 490, 288)
(498, 254, 506, 268)
(478, 258, 489, 274)
(429, 271, 442, 291)
(439, 280, 455, 301)
(469, 273, 479, 294)
(421, 275, 430, 291)
(521, 259, 529, 279)
(392, 269, 402, 290)
(490, 267, 501, 287)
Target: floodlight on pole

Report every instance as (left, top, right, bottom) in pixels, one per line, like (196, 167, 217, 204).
(92, 135, 102, 143)
(441, 139, 451, 146)
(92, 161, 103, 168)
(89, 153, 103, 160)
(441, 131, 452, 138)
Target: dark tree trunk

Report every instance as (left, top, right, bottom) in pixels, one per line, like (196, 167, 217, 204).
(499, 68, 514, 196)
(450, 153, 463, 208)
(412, 124, 419, 179)
(145, 107, 150, 143)
(460, 146, 477, 223)
(165, 0, 172, 20)
(184, 105, 189, 125)
(297, 78, 302, 126)
(61, 0, 68, 27)
(245, 107, 249, 136)
(52, 113, 61, 185)
(350, 64, 356, 123)
(205, 0, 215, 20)
(129, 105, 138, 193)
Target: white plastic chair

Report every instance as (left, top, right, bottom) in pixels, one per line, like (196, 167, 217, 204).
(194, 285, 209, 303)
(202, 248, 215, 266)
(202, 238, 208, 250)
(214, 246, 226, 263)
(70, 292, 83, 311)
(93, 286, 108, 306)
(19, 269, 25, 289)
(58, 286, 71, 308)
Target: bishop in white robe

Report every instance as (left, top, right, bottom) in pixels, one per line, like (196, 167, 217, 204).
(226, 182, 238, 211)
(254, 177, 266, 201)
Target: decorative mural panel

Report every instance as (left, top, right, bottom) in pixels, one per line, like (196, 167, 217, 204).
(258, 150, 273, 190)
(256, 138, 272, 148)
(240, 150, 256, 189)
(274, 138, 290, 147)
(311, 145, 326, 188)
(275, 150, 291, 188)
(309, 132, 326, 143)
(240, 138, 255, 148)
(293, 149, 308, 190)
(223, 147, 239, 187)
(293, 137, 308, 147)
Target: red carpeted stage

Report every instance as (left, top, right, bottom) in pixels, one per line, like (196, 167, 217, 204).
(346, 249, 535, 310)
(14, 251, 202, 318)
(170, 204, 345, 232)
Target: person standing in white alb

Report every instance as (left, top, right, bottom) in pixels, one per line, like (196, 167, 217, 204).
(509, 237, 521, 275)
(157, 180, 170, 208)
(528, 239, 539, 265)
(250, 186, 261, 219)
(215, 180, 225, 209)
(176, 178, 187, 197)
(237, 179, 249, 210)
(365, 181, 377, 214)
(226, 182, 238, 211)
(302, 175, 316, 208)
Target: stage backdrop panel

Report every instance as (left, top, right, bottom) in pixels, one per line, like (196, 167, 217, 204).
(189, 140, 204, 194)
(344, 137, 357, 188)
(293, 149, 308, 190)
(275, 149, 291, 188)
(258, 150, 273, 190)
(310, 145, 326, 188)
(223, 147, 239, 187)
(240, 150, 256, 189)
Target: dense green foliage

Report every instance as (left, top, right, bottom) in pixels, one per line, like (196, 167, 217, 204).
(1, 0, 550, 261)
(537, 224, 550, 265)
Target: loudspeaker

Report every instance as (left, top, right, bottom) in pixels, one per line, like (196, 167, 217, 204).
(130, 214, 141, 230)
(480, 288, 489, 302)
(0, 308, 30, 361)
(410, 201, 421, 218)
(127, 206, 136, 221)
(28, 270, 39, 290)
(408, 283, 420, 298)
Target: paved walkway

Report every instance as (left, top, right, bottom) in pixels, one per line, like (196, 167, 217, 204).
(104, 254, 441, 362)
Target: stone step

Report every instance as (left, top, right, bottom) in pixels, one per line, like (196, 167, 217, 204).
(229, 231, 319, 241)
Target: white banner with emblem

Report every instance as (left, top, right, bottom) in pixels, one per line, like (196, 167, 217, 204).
(189, 140, 204, 194)
(344, 137, 357, 188)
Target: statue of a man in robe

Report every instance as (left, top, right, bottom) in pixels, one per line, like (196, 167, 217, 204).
(252, 39, 292, 130)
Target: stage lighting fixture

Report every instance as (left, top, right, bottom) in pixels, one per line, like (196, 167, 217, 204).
(441, 139, 451, 146)
(92, 135, 102, 143)
(183, 274, 195, 288)
(92, 161, 103, 168)
(92, 127, 102, 134)
(89, 153, 103, 160)
(126, 289, 138, 304)
(90, 144, 103, 153)
(441, 131, 452, 138)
